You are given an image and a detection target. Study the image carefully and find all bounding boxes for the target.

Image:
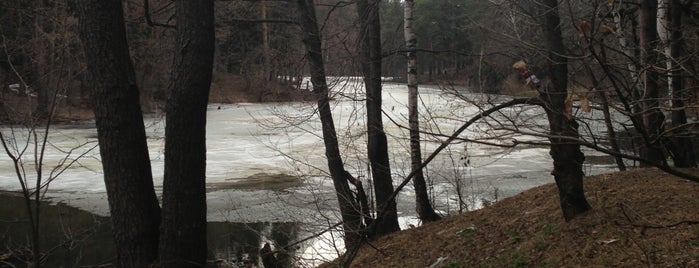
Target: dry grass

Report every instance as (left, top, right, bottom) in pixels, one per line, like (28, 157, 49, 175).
(329, 168, 699, 267)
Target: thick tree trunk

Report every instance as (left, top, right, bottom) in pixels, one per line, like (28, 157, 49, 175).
(404, 0, 440, 222)
(158, 0, 214, 266)
(76, 0, 161, 266)
(541, 0, 591, 221)
(356, 0, 400, 236)
(639, 0, 667, 166)
(296, 0, 364, 249)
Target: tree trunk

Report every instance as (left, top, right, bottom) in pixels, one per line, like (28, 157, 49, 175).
(580, 56, 626, 171)
(541, 0, 591, 221)
(76, 0, 161, 266)
(158, 0, 214, 266)
(356, 0, 400, 236)
(31, 4, 48, 121)
(597, 89, 627, 171)
(296, 0, 364, 249)
(639, 0, 667, 166)
(404, 0, 440, 222)
(667, 0, 696, 167)
(261, 0, 271, 85)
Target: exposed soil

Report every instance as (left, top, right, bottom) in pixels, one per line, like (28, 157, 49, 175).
(326, 168, 699, 267)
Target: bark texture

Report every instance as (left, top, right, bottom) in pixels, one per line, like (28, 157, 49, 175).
(356, 0, 400, 236)
(296, 0, 364, 248)
(76, 0, 161, 266)
(667, 0, 696, 167)
(404, 0, 440, 222)
(158, 0, 215, 266)
(541, 0, 591, 221)
(638, 0, 667, 166)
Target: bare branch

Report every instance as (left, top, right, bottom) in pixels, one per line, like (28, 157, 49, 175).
(144, 0, 176, 28)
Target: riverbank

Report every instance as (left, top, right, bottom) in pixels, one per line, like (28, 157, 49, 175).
(0, 74, 312, 124)
(0, 192, 301, 267)
(4, 168, 695, 267)
(331, 168, 699, 267)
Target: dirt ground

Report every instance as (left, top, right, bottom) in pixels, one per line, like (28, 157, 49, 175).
(327, 168, 699, 267)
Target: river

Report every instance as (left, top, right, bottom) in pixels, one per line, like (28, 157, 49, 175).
(0, 81, 619, 266)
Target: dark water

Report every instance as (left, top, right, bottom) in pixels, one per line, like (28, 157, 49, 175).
(0, 193, 298, 267)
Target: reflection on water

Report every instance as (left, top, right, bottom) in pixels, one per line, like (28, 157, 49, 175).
(0, 193, 298, 267)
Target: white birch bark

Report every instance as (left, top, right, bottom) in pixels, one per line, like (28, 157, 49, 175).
(609, 1, 642, 94)
(657, 0, 673, 106)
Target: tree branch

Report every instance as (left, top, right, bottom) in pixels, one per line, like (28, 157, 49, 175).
(220, 18, 299, 25)
(380, 97, 539, 223)
(144, 0, 176, 28)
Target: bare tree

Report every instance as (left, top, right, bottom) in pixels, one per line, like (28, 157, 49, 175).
(77, 0, 162, 266)
(79, 0, 216, 266)
(638, 0, 667, 167)
(295, 0, 364, 250)
(404, 0, 440, 222)
(665, 0, 696, 167)
(158, 0, 215, 266)
(356, 0, 400, 236)
(535, 0, 592, 221)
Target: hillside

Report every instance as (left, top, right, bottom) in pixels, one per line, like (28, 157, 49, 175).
(337, 168, 699, 267)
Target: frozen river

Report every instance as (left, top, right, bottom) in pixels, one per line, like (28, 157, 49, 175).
(0, 82, 618, 223)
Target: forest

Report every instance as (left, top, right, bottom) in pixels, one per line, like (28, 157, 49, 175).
(1, 0, 698, 267)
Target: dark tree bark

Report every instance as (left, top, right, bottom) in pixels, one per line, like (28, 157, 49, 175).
(158, 0, 214, 266)
(595, 84, 627, 171)
(638, 0, 667, 166)
(667, 0, 696, 167)
(405, 0, 440, 222)
(31, 1, 48, 121)
(296, 0, 364, 248)
(260, 243, 281, 268)
(580, 59, 626, 171)
(540, 0, 591, 221)
(76, 0, 161, 266)
(356, 0, 400, 236)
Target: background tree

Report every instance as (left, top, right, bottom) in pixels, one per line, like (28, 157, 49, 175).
(569, 0, 699, 171)
(1, 0, 85, 122)
(638, 0, 667, 166)
(665, 0, 696, 167)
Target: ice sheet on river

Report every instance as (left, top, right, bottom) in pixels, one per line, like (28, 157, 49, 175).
(0, 83, 619, 222)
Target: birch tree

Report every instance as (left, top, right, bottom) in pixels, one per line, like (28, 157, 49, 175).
(658, 0, 696, 167)
(405, 0, 440, 222)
